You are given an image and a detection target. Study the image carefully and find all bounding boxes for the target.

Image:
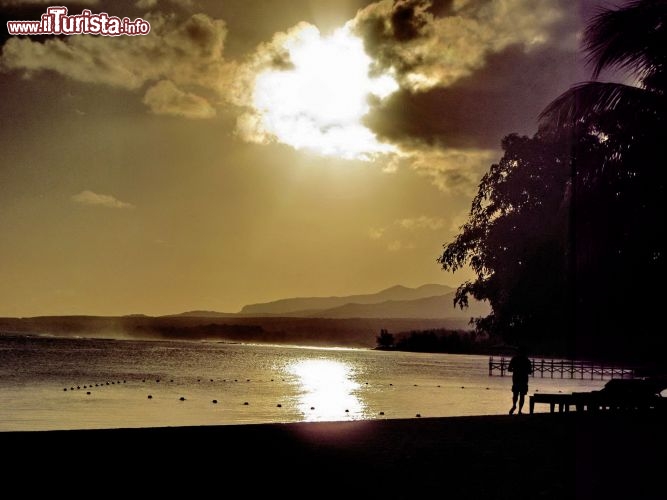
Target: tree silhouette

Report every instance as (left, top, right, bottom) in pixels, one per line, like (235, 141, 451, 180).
(376, 329, 395, 349)
(440, 0, 666, 364)
(438, 132, 582, 352)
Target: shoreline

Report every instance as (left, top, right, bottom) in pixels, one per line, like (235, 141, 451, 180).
(3, 412, 664, 498)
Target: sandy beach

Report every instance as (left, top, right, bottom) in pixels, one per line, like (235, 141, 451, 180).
(3, 412, 664, 499)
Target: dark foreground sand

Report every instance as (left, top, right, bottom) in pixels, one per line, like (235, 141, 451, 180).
(3, 412, 665, 499)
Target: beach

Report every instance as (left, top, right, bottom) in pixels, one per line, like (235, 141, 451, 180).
(3, 412, 664, 499)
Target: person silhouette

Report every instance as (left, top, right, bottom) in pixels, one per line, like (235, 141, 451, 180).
(508, 346, 533, 414)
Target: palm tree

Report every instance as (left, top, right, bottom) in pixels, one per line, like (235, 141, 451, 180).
(539, 0, 666, 129)
(537, 1, 666, 361)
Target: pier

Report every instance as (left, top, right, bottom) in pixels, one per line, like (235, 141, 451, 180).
(488, 356, 635, 380)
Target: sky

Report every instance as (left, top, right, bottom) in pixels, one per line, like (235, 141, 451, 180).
(0, 0, 609, 316)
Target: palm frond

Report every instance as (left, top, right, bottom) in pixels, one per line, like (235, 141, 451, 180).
(539, 81, 659, 130)
(584, 0, 667, 84)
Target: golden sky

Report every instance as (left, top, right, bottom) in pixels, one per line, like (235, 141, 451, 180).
(0, 0, 599, 316)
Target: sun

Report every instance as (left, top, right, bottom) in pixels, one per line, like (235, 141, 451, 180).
(251, 24, 399, 160)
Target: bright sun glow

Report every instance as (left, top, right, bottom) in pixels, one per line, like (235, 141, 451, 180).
(252, 24, 399, 160)
(289, 359, 364, 421)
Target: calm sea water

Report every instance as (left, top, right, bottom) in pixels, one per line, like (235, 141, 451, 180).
(0, 334, 608, 431)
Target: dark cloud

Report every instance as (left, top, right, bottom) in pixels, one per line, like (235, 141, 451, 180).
(424, 0, 456, 17)
(352, 0, 580, 92)
(365, 44, 587, 150)
(390, 0, 429, 42)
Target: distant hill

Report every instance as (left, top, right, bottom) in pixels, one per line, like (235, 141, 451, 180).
(166, 310, 237, 318)
(239, 284, 456, 316)
(298, 292, 490, 319)
(0, 284, 489, 347)
(167, 284, 489, 322)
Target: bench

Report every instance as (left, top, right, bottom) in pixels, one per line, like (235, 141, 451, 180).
(529, 393, 578, 414)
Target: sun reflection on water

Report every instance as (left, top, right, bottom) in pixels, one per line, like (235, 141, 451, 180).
(289, 359, 364, 421)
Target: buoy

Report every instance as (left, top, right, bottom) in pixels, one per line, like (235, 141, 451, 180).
(379, 411, 385, 416)
(212, 400, 218, 404)
(63, 388, 67, 391)
(310, 407, 315, 410)
(277, 404, 282, 408)
(179, 397, 186, 401)
(416, 413, 421, 418)
(389, 383, 393, 386)
(86, 392, 91, 395)
(244, 402, 249, 405)
(210, 379, 213, 382)
(147, 395, 153, 399)
(345, 409, 349, 413)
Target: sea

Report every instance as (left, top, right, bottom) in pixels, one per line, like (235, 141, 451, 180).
(0, 334, 610, 432)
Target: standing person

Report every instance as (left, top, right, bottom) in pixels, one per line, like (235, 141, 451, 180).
(508, 346, 533, 414)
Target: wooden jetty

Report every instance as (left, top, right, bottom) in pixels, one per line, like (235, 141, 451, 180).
(488, 356, 635, 380)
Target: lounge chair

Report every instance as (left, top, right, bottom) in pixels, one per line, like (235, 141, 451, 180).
(575, 377, 667, 412)
(529, 377, 667, 414)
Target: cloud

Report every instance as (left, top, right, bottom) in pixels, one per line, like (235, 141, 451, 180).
(348, 0, 587, 193)
(404, 146, 496, 195)
(0, 0, 590, 189)
(351, 0, 568, 92)
(1, 12, 235, 117)
(387, 240, 404, 252)
(143, 79, 215, 119)
(364, 44, 585, 151)
(135, 0, 195, 11)
(369, 227, 386, 240)
(71, 190, 134, 209)
(135, 0, 158, 9)
(369, 214, 449, 252)
(387, 240, 417, 252)
(396, 215, 445, 231)
(0, 0, 98, 5)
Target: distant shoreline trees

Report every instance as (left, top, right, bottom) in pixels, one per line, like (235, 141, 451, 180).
(376, 328, 492, 355)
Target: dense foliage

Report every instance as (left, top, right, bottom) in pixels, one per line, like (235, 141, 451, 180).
(439, 0, 666, 363)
